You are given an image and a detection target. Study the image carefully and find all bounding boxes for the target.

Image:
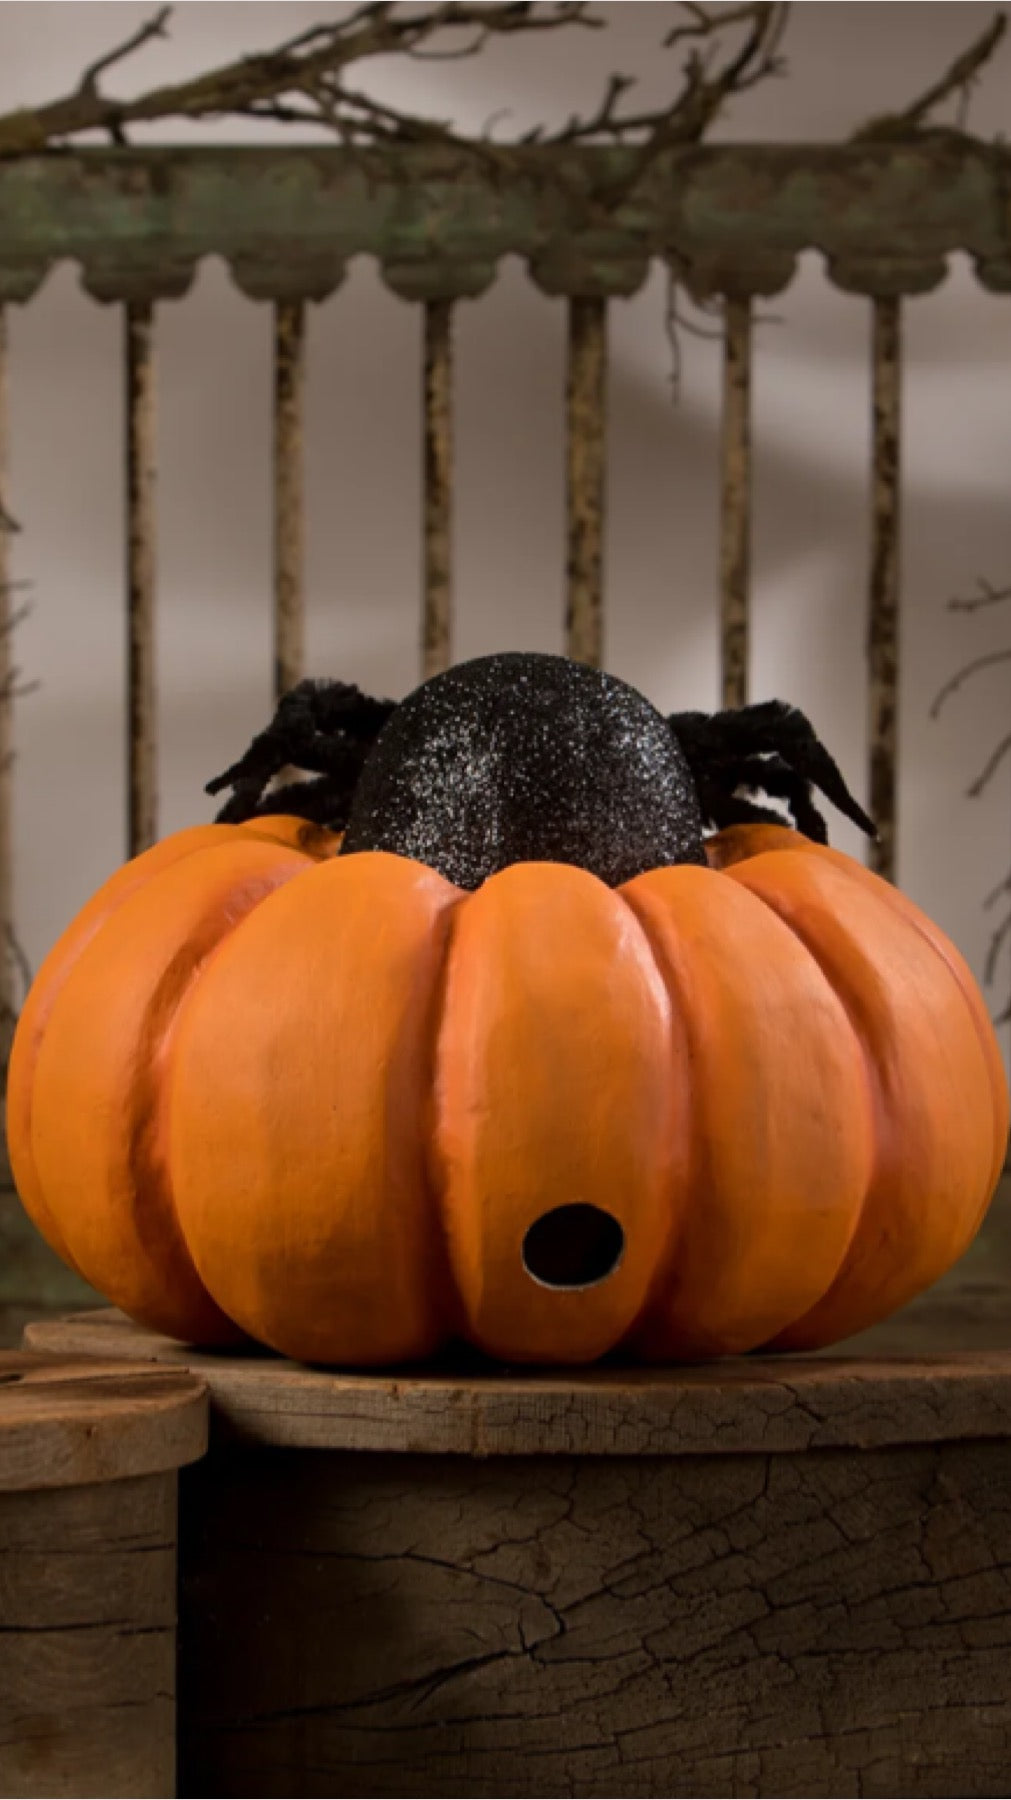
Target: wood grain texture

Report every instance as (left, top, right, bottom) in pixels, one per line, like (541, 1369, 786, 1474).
(22, 1311, 1011, 1457)
(0, 1471, 178, 1799)
(177, 1439, 1011, 1797)
(0, 1349, 207, 1489)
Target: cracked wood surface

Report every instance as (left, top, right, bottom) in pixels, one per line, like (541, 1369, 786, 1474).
(177, 1439, 1011, 1797)
(0, 1355, 206, 1796)
(0, 1470, 180, 1798)
(21, 1311, 1011, 1458)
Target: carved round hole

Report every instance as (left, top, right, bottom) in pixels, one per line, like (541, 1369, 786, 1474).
(522, 1204, 625, 1291)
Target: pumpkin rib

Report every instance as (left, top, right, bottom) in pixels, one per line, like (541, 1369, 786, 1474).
(618, 865, 874, 1358)
(7, 816, 339, 1274)
(430, 861, 684, 1364)
(724, 847, 1001, 1350)
(8, 824, 248, 1271)
(709, 824, 1009, 1202)
(609, 883, 699, 1349)
(417, 893, 472, 1350)
(167, 852, 462, 1365)
(821, 849, 1009, 1207)
(26, 839, 320, 1345)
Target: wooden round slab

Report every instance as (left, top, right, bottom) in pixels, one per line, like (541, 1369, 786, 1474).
(0, 1349, 208, 1491)
(23, 1308, 1011, 1458)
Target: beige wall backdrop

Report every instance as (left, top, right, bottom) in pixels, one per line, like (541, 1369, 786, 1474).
(2, 1, 1009, 1071)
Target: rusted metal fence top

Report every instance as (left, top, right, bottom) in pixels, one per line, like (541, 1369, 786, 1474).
(0, 142, 1006, 303)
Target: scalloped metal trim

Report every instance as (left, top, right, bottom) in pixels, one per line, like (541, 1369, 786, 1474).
(0, 142, 1005, 304)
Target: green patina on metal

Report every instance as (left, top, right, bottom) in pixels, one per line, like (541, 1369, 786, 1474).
(0, 141, 1006, 303)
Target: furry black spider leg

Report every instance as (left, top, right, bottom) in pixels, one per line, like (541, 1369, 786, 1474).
(701, 794, 800, 833)
(711, 700, 876, 838)
(205, 680, 330, 797)
(718, 752, 832, 842)
(232, 774, 357, 828)
(669, 699, 876, 845)
(206, 677, 396, 827)
(213, 777, 269, 825)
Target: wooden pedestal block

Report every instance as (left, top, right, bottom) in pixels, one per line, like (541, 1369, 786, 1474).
(25, 1310, 1011, 1800)
(0, 1351, 208, 1799)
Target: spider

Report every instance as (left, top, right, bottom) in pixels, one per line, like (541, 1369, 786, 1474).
(206, 653, 874, 889)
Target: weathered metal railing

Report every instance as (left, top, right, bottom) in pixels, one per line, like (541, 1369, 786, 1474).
(0, 139, 1007, 970)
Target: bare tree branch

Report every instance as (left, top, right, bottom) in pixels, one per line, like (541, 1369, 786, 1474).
(0, 2, 599, 156)
(0, 0, 1002, 198)
(854, 9, 1007, 141)
(0, 0, 789, 189)
(561, 1, 790, 201)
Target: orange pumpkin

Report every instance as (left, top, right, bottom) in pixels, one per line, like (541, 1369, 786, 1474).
(8, 812, 1007, 1365)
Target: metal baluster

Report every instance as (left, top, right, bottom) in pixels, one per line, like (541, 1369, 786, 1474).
(0, 306, 14, 1045)
(125, 300, 157, 856)
(273, 300, 306, 701)
(422, 298, 454, 680)
(868, 295, 902, 881)
(565, 296, 607, 668)
(719, 295, 752, 711)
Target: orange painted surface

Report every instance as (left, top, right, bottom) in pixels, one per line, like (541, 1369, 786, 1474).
(434, 862, 684, 1362)
(7, 817, 1008, 1364)
(7, 818, 339, 1341)
(169, 852, 459, 1364)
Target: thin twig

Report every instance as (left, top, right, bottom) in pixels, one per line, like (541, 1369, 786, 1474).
(4, 924, 30, 1007)
(984, 903, 1011, 986)
(982, 871, 1011, 1020)
(574, 2, 790, 205)
(0, 670, 38, 702)
(949, 575, 1011, 612)
(664, 3, 772, 49)
(663, 268, 724, 400)
(78, 5, 171, 96)
(929, 646, 1011, 717)
(854, 9, 1007, 141)
(967, 729, 1011, 797)
(663, 264, 783, 402)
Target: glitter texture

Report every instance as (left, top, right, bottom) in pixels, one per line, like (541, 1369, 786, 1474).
(341, 651, 707, 889)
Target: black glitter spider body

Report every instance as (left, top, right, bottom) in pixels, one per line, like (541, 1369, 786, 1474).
(206, 652, 875, 888)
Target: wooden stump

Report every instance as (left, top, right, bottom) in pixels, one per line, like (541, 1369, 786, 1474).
(0, 1349, 208, 1799)
(25, 1310, 1011, 1800)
